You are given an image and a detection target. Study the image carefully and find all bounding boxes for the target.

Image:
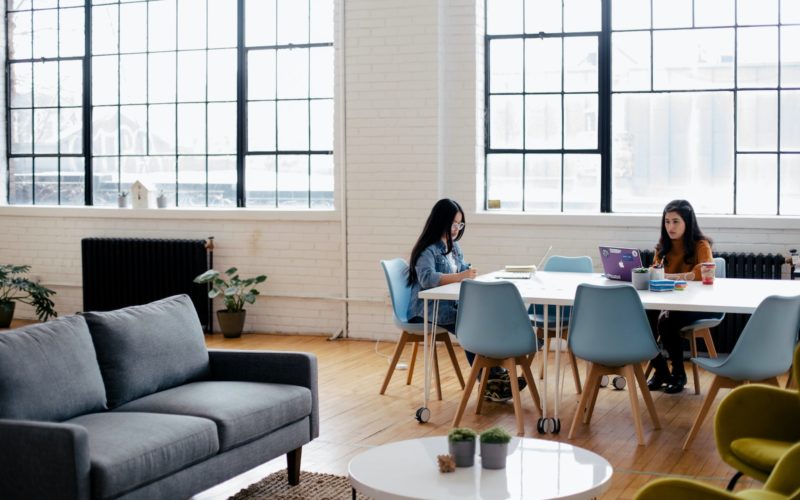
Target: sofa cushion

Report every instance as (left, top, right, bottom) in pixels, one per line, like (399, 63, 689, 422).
(114, 381, 312, 451)
(0, 315, 107, 421)
(83, 295, 210, 408)
(65, 411, 218, 499)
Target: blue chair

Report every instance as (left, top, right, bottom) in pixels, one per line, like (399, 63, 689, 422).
(452, 280, 542, 436)
(567, 284, 662, 446)
(379, 259, 465, 399)
(682, 294, 800, 450)
(531, 255, 593, 394)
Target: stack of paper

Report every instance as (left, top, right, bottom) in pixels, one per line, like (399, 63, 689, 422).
(504, 264, 537, 273)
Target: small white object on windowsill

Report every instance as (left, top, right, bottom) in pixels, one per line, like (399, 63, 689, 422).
(131, 180, 157, 209)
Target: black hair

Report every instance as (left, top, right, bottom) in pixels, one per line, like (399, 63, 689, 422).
(655, 199, 712, 266)
(407, 198, 465, 286)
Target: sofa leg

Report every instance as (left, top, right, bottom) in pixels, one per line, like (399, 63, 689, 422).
(287, 447, 302, 485)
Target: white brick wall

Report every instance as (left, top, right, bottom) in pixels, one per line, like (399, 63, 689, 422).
(2, 0, 799, 338)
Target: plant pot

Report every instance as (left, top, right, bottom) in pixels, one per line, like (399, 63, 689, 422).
(0, 301, 15, 328)
(217, 310, 246, 338)
(448, 440, 476, 467)
(117, 196, 129, 208)
(157, 195, 168, 208)
(480, 441, 508, 470)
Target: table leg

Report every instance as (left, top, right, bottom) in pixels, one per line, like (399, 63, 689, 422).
(553, 305, 562, 433)
(538, 306, 549, 433)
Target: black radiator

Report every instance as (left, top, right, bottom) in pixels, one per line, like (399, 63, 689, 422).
(82, 238, 212, 331)
(640, 250, 786, 353)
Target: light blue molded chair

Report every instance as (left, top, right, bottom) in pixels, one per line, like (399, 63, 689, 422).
(379, 259, 465, 399)
(452, 280, 542, 436)
(531, 256, 594, 394)
(568, 284, 661, 446)
(682, 294, 800, 450)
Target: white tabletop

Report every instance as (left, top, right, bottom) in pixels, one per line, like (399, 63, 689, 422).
(419, 271, 800, 314)
(348, 436, 613, 500)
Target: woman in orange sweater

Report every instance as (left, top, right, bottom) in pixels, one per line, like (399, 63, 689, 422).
(647, 199, 714, 394)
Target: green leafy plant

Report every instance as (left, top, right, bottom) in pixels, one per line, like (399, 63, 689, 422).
(479, 427, 512, 444)
(0, 264, 57, 321)
(193, 267, 267, 313)
(448, 427, 477, 443)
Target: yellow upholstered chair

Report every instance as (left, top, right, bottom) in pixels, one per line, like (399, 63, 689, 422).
(634, 441, 800, 500)
(713, 344, 800, 490)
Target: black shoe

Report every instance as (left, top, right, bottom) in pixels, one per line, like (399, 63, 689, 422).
(664, 373, 687, 394)
(647, 371, 669, 391)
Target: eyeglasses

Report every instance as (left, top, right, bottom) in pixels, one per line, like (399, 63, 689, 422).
(451, 222, 465, 230)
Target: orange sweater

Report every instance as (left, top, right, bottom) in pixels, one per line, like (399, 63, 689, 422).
(653, 239, 713, 281)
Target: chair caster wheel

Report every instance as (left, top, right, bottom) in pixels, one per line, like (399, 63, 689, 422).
(415, 407, 430, 423)
(612, 376, 627, 390)
(538, 418, 557, 433)
(552, 418, 561, 434)
(537, 418, 546, 434)
(599, 375, 609, 387)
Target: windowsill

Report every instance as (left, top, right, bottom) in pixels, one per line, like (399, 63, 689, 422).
(0, 205, 341, 222)
(469, 211, 800, 230)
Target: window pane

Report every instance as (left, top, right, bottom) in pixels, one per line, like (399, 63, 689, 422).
(149, 52, 177, 103)
(60, 107, 82, 154)
(178, 0, 206, 50)
(92, 156, 120, 206)
(120, 54, 147, 104)
(245, 0, 276, 47)
(783, 0, 800, 23)
(653, 29, 734, 90)
(490, 95, 523, 149)
(612, 0, 650, 30)
(487, 0, 523, 35)
(177, 156, 206, 207)
(11, 109, 33, 154)
(178, 103, 206, 154)
(60, 7, 84, 57)
(525, 95, 561, 149)
(490, 39, 523, 93)
(524, 0, 561, 33)
(781, 155, 800, 215)
(738, 0, 778, 25)
(737, 91, 777, 152)
(34, 157, 59, 205)
(564, 0, 600, 32)
(208, 0, 237, 48)
(208, 49, 236, 101)
(612, 92, 734, 213)
(33, 9, 58, 59)
(121, 155, 176, 197)
(208, 156, 237, 207)
(178, 51, 206, 102)
(10, 62, 32, 108)
(33, 61, 58, 107)
(246, 155, 277, 207)
(277, 155, 309, 208)
(277, 100, 309, 150)
(310, 155, 333, 208)
(564, 94, 597, 149)
(149, 104, 176, 154)
(92, 5, 117, 55)
(149, 0, 177, 52)
(525, 38, 561, 92)
(8, 12, 32, 60)
(737, 154, 777, 215)
(277, 48, 308, 99)
(781, 91, 800, 151)
(34, 108, 58, 154)
(695, 0, 735, 27)
(92, 56, 118, 105)
(310, 47, 334, 98)
(564, 154, 600, 212)
(277, 0, 308, 45)
(249, 50, 277, 100)
(486, 154, 523, 210)
(120, 105, 147, 154)
(9, 158, 33, 205)
(310, 99, 333, 151)
(612, 32, 650, 91)
(248, 101, 276, 151)
(781, 27, 800, 87)
(310, 0, 334, 43)
(93, 106, 118, 156)
(524, 154, 561, 211)
(564, 37, 598, 92)
(60, 60, 83, 107)
(60, 157, 85, 206)
(738, 28, 778, 89)
(653, 0, 691, 29)
(208, 102, 236, 153)
(120, 2, 147, 53)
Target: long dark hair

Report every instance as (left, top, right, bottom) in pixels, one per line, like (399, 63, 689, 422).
(407, 199, 465, 286)
(655, 199, 712, 266)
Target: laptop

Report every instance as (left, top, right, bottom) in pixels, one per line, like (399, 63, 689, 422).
(598, 246, 643, 282)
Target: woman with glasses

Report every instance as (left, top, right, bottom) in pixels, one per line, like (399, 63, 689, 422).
(407, 198, 522, 402)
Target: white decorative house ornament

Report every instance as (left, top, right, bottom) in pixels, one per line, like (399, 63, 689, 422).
(130, 180, 157, 209)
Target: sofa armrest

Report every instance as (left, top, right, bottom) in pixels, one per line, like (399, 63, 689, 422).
(0, 419, 91, 500)
(208, 349, 319, 439)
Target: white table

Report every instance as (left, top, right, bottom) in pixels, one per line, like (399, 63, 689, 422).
(417, 271, 800, 430)
(348, 436, 613, 500)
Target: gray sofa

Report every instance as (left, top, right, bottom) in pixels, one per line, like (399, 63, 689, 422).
(0, 295, 319, 500)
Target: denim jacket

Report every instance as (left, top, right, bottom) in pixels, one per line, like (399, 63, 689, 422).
(407, 241, 468, 325)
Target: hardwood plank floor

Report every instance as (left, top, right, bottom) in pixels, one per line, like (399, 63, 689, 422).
(194, 333, 769, 499)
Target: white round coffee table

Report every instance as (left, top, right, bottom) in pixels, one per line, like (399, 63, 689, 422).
(348, 436, 612, 499)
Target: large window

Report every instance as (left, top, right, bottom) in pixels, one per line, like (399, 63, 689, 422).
(486, 0, 800, 215)
(5, 0, 334, 208)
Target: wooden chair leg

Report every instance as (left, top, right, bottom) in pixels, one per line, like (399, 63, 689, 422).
(623, 364, 646, 446)
(380, 332, 409, 395)
(569, 349, 583, 395)
(475, 358, 492, 415)
(683, 376, 736, 450)
(406, 340, 419, 385)
(433, 342, 442, 401)
(569, 363, 601, 439)
(787, 369, 796, 389)
(504, 358, 525, 436)
(644, 359, 653, 380)
(583, 364, 603, 424)
(442, 334, 466, 389)
(632, 363, 661, 429)
(764, 377, 781, 387)
(453, 360, 483, 427)
(700, 328, 718, 358)
(518, 354, 542, 414)
(690, 334, 701, 395)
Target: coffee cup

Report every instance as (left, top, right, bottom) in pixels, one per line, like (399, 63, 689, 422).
(701, 262, 716, 285)
(631, 269, 650, 290)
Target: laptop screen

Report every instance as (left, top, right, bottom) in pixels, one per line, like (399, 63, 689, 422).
(599, 246, 643, 282)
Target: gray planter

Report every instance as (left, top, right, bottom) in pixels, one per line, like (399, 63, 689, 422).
(157, 195, 168, 208)
(448, 440, 476, 467)
(117, 195, 129, 208)
(480, 442, 508, 469)
(217, 310, 246, 338)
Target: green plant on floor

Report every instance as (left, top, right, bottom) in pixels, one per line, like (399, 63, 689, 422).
(193, 267, 267, 313)
(479, 427, 512, 444)
(448, 427, 477, 443)
(0, 264, 57, 321)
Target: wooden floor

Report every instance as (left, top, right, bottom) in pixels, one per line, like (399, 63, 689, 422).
(194, 333, 769, 499)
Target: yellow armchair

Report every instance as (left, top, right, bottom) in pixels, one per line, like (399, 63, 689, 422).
(714, 345, 800, 489)
(635, 441, 800, 500)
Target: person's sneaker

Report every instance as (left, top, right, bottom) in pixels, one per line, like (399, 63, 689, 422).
(483, 379, 512, 402)
(664, 373, 687, 394)
(495, 371, 528, 392)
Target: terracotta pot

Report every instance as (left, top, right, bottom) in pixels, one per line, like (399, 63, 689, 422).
(0, 301, 15, 328)
(217, 310, 246, 338)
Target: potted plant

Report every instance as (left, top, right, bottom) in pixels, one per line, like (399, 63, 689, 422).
(193, 267, 267, 338)
(479, 427, 512, 469)
(448, 427, 477, 467)
(117, 191, 129, 208)
(156, 190, 168, 208)
(0, 264, 58, 328)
